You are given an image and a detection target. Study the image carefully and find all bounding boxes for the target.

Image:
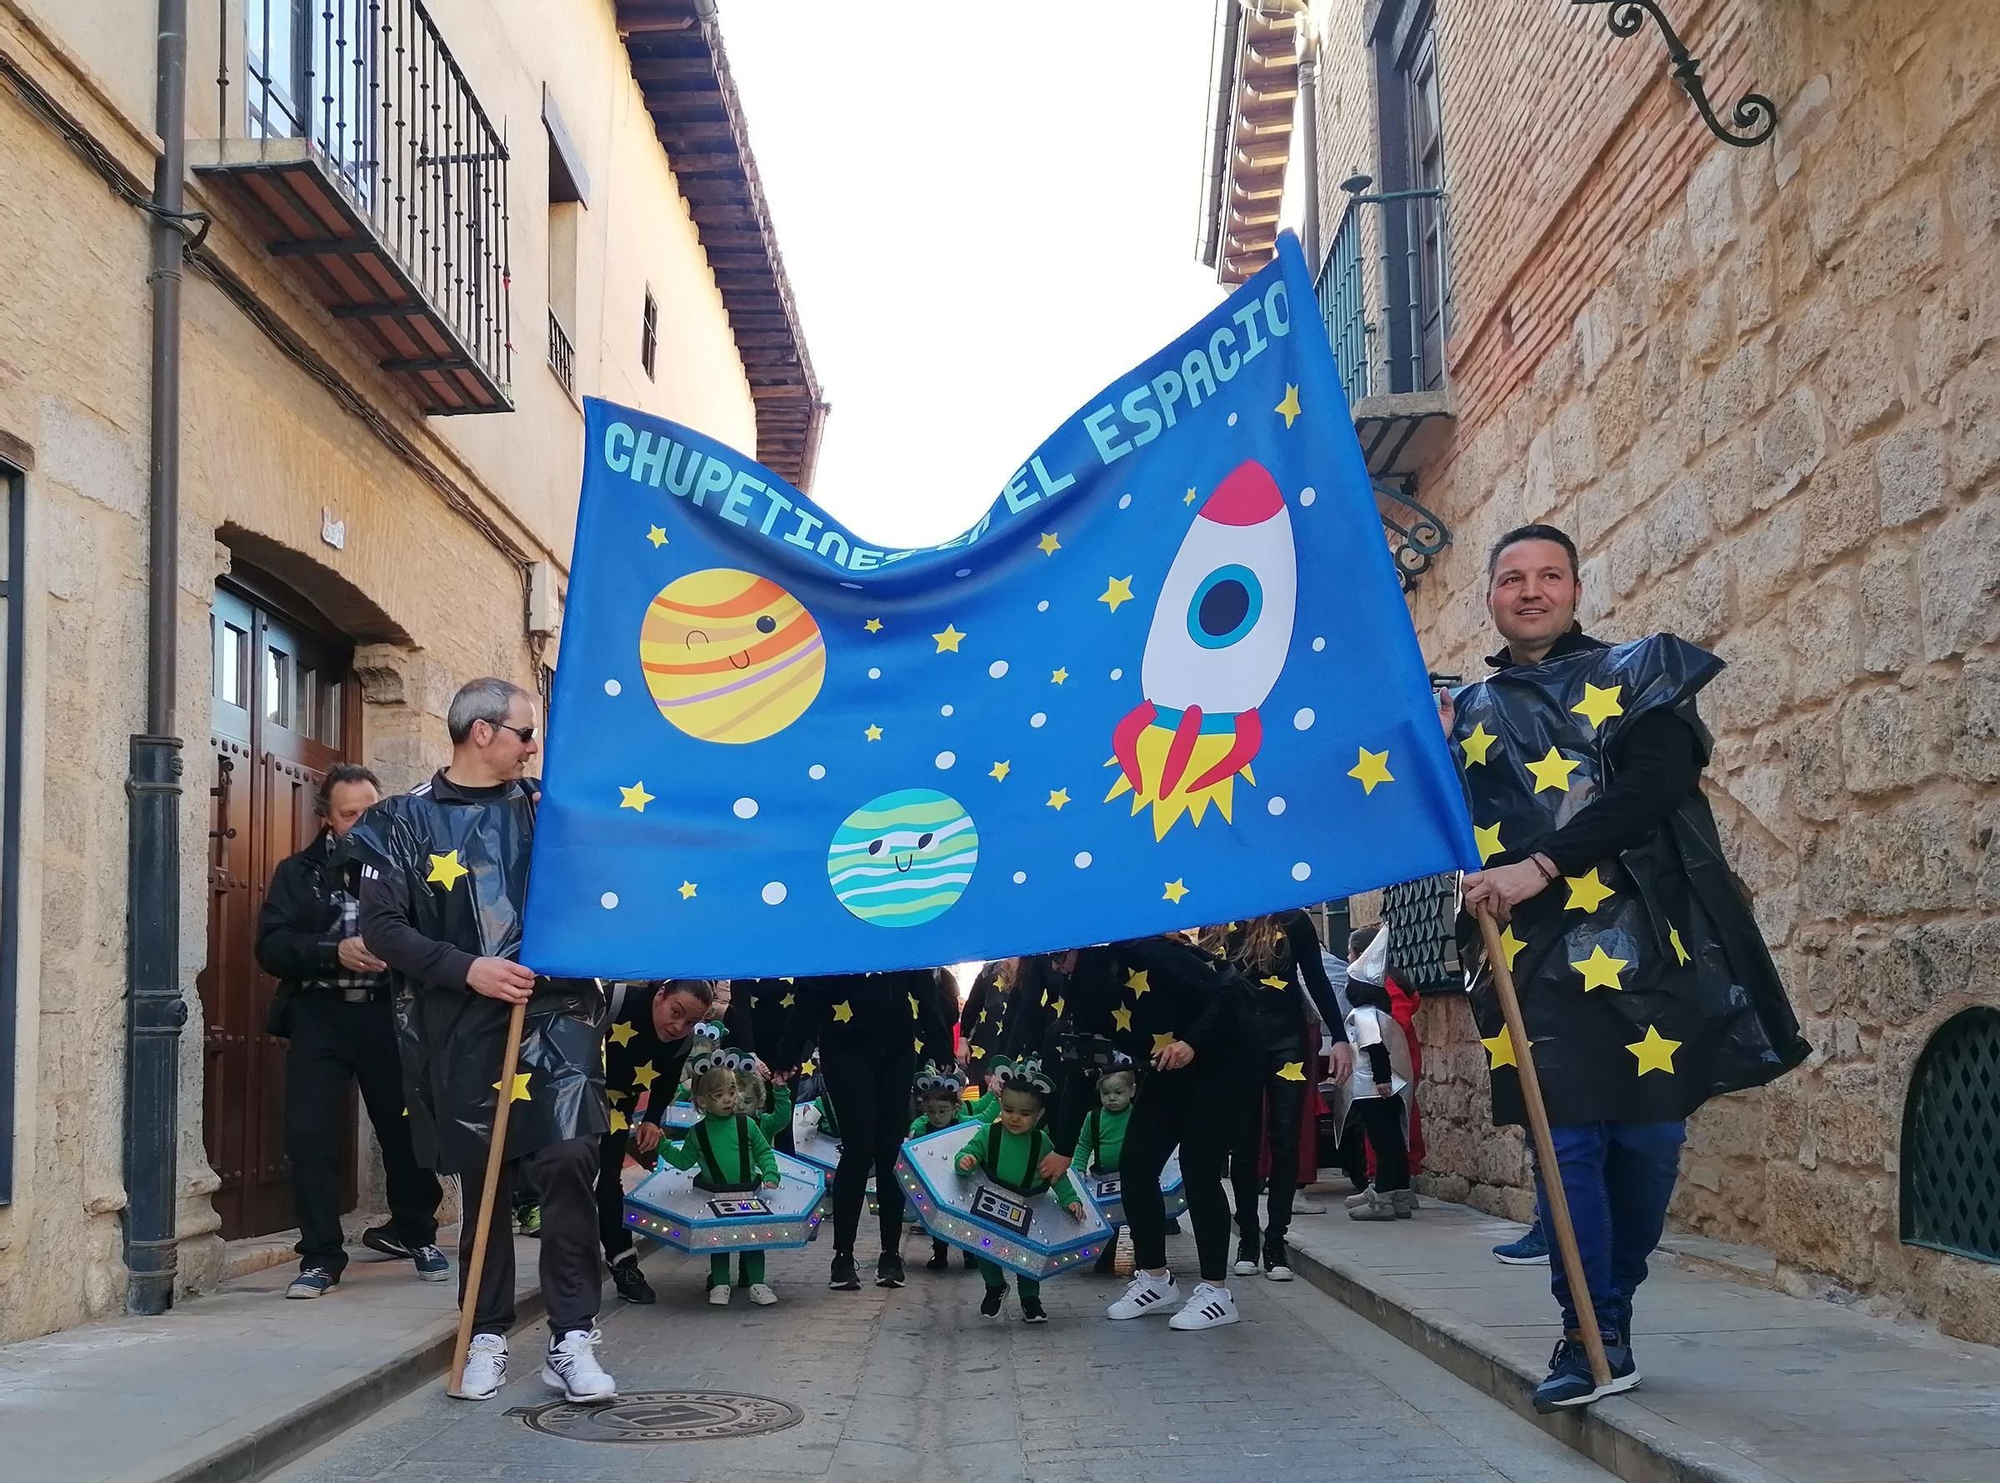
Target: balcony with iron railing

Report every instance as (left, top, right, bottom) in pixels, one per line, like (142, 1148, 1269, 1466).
(547, 307, 576, 399)
(194, 0, 513, 414)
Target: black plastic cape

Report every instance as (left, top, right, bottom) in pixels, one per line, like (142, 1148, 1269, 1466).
(342, 776, 607, 1175)
(1451, 634, 1809, 1127)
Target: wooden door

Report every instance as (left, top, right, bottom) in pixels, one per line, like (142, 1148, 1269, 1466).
(198, 582, 358, 1240)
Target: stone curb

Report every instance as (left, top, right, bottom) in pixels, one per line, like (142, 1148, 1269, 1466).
(1284, 1234, 1793, 1483)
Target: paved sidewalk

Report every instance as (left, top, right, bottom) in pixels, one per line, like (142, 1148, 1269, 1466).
(1284, 1197, 2000, 1483)
(0, 1229, 548, 1483)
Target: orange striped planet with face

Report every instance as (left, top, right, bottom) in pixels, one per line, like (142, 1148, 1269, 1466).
(638, 569, 826, 743)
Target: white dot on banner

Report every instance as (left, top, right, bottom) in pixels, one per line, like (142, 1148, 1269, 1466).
(1268, 796, 1287, 817)
(956, 568, 972, 578)
(1030, 712, 1047, 729)
(1075, 852, 1093, 869)
(840, 582, 861, 590)
(1118, 493, 1132, 509)
(935, 751, 956, 770)
(603, 679, 622, 697)
(989, 660, 1009, 679)
(1110, 668, 1124, 682)
(1292, 862, 1312, 882)
(941, 704, 955, 717)
(600, 892, 619, 910)
(1312, 637, 1327, 653)
(808, 764, 826, 781)
(1227, 412, 1239, 426)
(733, 797, 758, 820)
(868, 667, 881, 680)
(1037, 600, 1049, 613)
(762, 881, 788, 906)
(1299, 486, 1317, 507)
(1294, 708, 1316, 731)
(1013, 871, 1027, 885)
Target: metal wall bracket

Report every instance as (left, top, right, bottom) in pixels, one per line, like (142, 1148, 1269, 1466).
(1572, 1, 1778, 148)
(1376, 475, 1452, 591)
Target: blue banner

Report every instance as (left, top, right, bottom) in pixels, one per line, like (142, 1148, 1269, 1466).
(521, 234, 1478, 978)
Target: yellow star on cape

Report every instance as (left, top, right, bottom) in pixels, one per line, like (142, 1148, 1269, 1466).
(989, 760, 1011, 782)
(780, 992, 796, 1009)
(1564, 868, 1616, 913)
(1499, 925, 1527, 971)
(1572, 683, 1625, 731)
(1481, 1025, 1519, 1070)
(1260, 975, 1289, 991)
(864, 617, 884, 633)
(1112, 1006, 1133, 1032)
(1037, 532, 1062, 556)
(1461, 723, 1498, 766)
(1151, 1032, 1177, 1055)
(427, 850, 469, 890)
(1669, 925, 1691, 966)
(1125, 969, 1151, 998)
(1626, 1025, 1682, 1076)
(909, 994, 921, 1018)
(1163, 879, 1190, 905)
(832, 1001, 854, 1024)
(1275, 383, 1303, 427)
(609, 1021, 637, 1049)
(1525, 747, 1581, 794)
(1276, 1061, 1307, 1082)
(632, 1062, 660, 1090)
(493, 1070, 531, 1102)
(1348, 747, 1394, 794)
(609, 1110, 629, 1133)
(1050, 997, 1065, 1019)
(800, 1058, 816, 1078)
(1474, 821, 1505, 864)
(1183, 486, 1198, 506)
(914, 1036, 925, 1053)
(606, 1088, 628, 1106)
(618, 781, 654, 812)
(1097, 576, 1135, 613)
(864, 724, 883, 742)
(1571, 944, 1629, 992)
(932, 624, 966, 653)
(1047, 788, 1071, 811)
(645, 525, 668, 548)
(678, 881, 697, 900)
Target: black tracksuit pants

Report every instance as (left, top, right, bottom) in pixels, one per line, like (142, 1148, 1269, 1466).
(598, 1125, 635, 1262)
(1230, 1042, 1309, 1246)
(285, 994, 441, 1274)
(1122, 1058, 1255, 1284)
(820, 1044, 913, 1254)
(457, 1134, 600, 1337)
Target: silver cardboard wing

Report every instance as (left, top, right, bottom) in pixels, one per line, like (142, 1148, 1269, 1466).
(895, 1122, 1110, 1282)
(1082, 1149, 1187, 1224)
(624, 1150, 826, 1254)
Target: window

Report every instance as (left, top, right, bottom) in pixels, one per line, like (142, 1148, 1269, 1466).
(1903, 1008, 2000, 1265)
(544, 86, 588, 400)
(641, 290, 658, 381)
(0, 457, 24, 1205)
(1370, 0, 1451, 393)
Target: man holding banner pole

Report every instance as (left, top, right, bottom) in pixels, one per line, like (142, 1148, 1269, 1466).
(1448, 524, 1809, 1413)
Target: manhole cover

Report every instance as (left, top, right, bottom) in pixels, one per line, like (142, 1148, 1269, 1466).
(515, 1390, 804, 1443)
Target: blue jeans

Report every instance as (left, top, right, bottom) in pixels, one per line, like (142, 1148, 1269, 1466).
(1532, 1121, 1685, 1342)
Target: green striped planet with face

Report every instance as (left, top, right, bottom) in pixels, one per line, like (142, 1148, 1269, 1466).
(827, 789, 979, 928)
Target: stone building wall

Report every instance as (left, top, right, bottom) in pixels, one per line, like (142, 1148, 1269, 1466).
(1310, 0, 2000, 1341)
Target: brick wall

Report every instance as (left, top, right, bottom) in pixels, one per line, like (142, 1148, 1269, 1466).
(1312, 0, 2000, 1342)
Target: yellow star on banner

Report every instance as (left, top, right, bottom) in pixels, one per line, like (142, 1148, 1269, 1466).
(609, 1021, 637, 1049)
(1163, 879, 1190, 905)
(1627, 1025, 1682, 1076)
(1260, 975, 1289, 991)
(1564, 868, 1616, 913)
(865, 724, 884, 742)
(1047, 788, 1071, 811)
(1276, 1061, 1307, 1082)
(1474, 821, 1505, 864)
(1572, 683, 1625, 731)
(1183, 486, 1198, 506)
(645, 525, 668, 548)
(618, 781, 654, 812)
(864, 617, 884, 633)
(1051, 667, 1069, 685)
(1348, 747, 1394, 794)
(933, 624, 966, 653)
(678, 881, 697, 900)
(1275, 383, 1303, 427)
(1151, 1032, 1177, 1055)
(1112, 1006, 1133, 1032)
(427, 850, 469, 890)
(1461, 723, 1498, 766)
(1038, 532, 1062, 556)
(1572, 944, 1629, 992)
(1525, 746, 1581, 794)
(606, 1088, 628, 1106)
(1481, 1025, 1519, 1070)
(780, 993, 796, 1009)
(1098, 576, 1135, 612)
(632, 1063, 659, 1090)
(832, 1001, 854, 1024)
(492, 1070, 531, 1103)
(1499, 925, 1527, 971)
(609, 1110, 629, 1133)
(1126, 969, 1151, 999)
(989, 760, 1011, 782)
(1669, 925, 1691, 966)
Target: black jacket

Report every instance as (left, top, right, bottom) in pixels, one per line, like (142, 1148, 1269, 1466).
(779, 969, 956, 1070)
(254, 829, 382, 1035)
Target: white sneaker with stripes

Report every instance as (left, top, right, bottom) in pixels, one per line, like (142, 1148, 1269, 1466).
(1105, 1270, 1177, 1320)
(1169, 1282, 1241, 1331)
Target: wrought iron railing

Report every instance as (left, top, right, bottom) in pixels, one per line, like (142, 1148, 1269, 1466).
(1315, 187, 1449, 405)
(547, 307, 575, 397)
(219, 0, 512, 395)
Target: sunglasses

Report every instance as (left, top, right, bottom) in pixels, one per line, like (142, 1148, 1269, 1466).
(488, 721, 537, 743)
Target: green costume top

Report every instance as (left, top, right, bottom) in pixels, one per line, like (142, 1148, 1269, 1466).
(1075, 1104, 1131, 1175)
(909, 1107, 969, 1139)
(955, 1122, 1082, 1207)
(756, 1085, 794, 1146)
(657, 1112, 779, 1192)
(811, 1095, 841, 1138)
(967, 1090, 1002, 1124)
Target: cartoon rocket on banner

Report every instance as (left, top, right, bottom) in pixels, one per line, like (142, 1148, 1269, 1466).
(1107, 459, 1298, 838)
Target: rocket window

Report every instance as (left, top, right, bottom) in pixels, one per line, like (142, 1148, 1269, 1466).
(1187, 564, 1263, 649)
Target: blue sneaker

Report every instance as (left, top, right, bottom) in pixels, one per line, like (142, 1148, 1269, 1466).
(412, 1243, 451, 1282)
(1493, 1222, 1550, 1265)
(1531, 1333, 1640, 1412)
(285, 1266, 339, 1299)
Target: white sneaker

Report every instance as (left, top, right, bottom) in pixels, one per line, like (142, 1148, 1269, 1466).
(541, 1328, 617, 1403)
(747, 1283, 778, 1306)
(1265, 1263, 1295, 1282)
(455, 1333, 507, 1401)
(1233, 1257, 1260, 1276)
(1169, 1282, 1241, 1331)
(708, 1283, 732, 1306)
(1106, 1270, 1177, 1320)
(1345, 1187, 1377, 1209)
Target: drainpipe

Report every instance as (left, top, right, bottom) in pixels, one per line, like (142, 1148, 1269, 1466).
(1297, 27, 1322, 276)
(126, 0, 190, 1317)
(1197, 0, 1244, 269)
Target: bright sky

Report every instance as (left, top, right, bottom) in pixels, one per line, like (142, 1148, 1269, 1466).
(719, 0, 1229, 550)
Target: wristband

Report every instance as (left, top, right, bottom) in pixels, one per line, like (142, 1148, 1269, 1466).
(1532, 854, 1559, 883)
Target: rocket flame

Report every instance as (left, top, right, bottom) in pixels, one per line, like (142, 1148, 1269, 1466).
(1103, 703, 1260, 840)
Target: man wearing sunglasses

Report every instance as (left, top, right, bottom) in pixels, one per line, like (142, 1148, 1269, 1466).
(344, 676, 615, 1406)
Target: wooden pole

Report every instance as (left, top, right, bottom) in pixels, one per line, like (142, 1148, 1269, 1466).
(446, 998, 528, 1397)
(1476, 906, 1613, 1388)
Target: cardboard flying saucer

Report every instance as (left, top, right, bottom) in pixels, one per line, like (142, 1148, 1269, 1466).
(623, 1150, 825, 1254)
(895, 1122, 1110, 1282)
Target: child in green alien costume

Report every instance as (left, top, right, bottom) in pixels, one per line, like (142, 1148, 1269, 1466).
(1075, 1058, 1137, 1273)
(953, 1060, 1085, 1324)
(907, 1063, 980, 1273)
(654, 1063, 781, 1306)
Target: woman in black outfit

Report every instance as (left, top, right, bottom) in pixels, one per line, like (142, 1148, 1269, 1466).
(1045, 935, 1256, 1332)
(1203, 911, 1355, 1279)
(778, 970, 955, 1290)
(958, 959, 1015, 1086)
